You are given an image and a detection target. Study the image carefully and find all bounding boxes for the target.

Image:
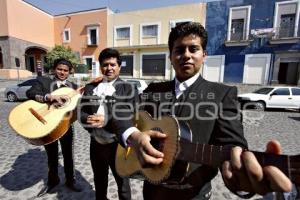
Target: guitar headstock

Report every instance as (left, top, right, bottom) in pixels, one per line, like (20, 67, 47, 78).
(289, 154, 300, 185)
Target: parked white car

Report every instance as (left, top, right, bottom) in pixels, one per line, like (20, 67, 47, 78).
(124, 79, 148, 94)
(238, 86, 300, 111)
(4, 79, 37, 102)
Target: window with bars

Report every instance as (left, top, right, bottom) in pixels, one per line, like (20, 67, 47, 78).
(231, 19, 245, 41)
(279, 14, 296, 38)
(228, 6, 251, 41)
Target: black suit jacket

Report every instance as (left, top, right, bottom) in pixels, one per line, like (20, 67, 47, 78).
(79, 78, 139, 144)
(140, 75, 248, 191)
(26, 76, 78, 102)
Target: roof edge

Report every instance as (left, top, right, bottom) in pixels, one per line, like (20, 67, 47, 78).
(54, 7, 108, 17)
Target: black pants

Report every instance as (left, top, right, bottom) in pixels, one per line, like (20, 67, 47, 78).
(90, 138, 131, 200)
(143, 181, 212, 200)
(44, 126, 74, 184)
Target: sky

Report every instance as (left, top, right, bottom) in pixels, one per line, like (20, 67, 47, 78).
(24, 0, 218, 15)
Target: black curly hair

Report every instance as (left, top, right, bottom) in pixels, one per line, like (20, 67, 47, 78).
(52, 58, 73, 70)
(168, 22, 208, 53)
(99, 48, 121, 67)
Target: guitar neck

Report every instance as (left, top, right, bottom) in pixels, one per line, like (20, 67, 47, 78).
(177, 140, 298, 184)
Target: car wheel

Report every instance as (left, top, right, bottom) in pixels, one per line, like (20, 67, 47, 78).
(254, 101, 265, 111)
(7, 92, 17, 102)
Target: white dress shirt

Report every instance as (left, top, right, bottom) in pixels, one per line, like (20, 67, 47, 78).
(91, 78, 119, 144)
(122, 71, 201, 146)
(93, 78, 117, 115)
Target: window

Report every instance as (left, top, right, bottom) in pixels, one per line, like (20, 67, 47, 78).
(272, 88, 290, 95)
(120, 55, 133, 76)
(116, 27, 130, 39)
(87, 26, 99, 46)
(84, 57, 93, 70)
(142, 25, 158, 37)
(170, 19, 193, 30)
(142, 54, 166, 76)
(254, 88, 274, 94)
(274, 1, 299, 38)
(227, 6, 251, 41)
(231, 19, 245, 41)
(19, 79, 37, 87)
(292, 88, 300, 95)
(279, 14, 296, 38)
(63, 28, 70, 43)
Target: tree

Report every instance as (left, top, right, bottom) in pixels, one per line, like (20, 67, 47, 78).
(45, 45, 79, 72)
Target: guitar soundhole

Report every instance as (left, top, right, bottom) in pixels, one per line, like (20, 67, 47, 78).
(53, 96, 71, 109)
(150, 127, 164, 152)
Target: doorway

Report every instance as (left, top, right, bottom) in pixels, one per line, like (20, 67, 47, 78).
(25, 47, 47, 73)
(26, 55, 36, 72)
(278, 62, 300, 85)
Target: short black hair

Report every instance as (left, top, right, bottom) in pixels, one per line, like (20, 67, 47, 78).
(168, 22, 208, 53)
(52, 58, 73, 70)
(98, 48, 121, 66)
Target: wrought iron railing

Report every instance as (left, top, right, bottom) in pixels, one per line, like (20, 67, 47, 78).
(273, 26, 299, 39)
(226, 29, 250, 41)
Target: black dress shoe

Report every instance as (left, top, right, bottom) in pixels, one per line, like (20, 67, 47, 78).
(65, 180, 82, 192)
(37, 182, 60, 197)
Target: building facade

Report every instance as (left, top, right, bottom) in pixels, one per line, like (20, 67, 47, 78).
(108, 3, 206, 80)
(205, 0, 300, 85)
(0, 0, 110, 78)
(0, 0, 54, 77)
(54, 8, 109, 71)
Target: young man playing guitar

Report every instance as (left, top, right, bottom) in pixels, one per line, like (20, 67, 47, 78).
(26, 58, 82, 196)
(121, 22, 292, 199)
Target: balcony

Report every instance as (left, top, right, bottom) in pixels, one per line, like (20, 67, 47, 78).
(225, 29, 253, 47)
(270, 26, 300, 44)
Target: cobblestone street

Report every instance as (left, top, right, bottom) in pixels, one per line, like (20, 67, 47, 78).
(0, 81, 300, 200)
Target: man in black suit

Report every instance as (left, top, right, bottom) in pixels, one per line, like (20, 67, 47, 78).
(122, 22, 292, 199)
(26, 58, 82, 195)
(79, 48, 137, 200)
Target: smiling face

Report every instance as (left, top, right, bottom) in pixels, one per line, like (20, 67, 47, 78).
(54, 64, 70, 81)
(170, 34, 207, 82)
(100, 57, 121, 81)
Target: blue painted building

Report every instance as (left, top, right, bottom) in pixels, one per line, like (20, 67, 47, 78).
(204, 0, 300, 85)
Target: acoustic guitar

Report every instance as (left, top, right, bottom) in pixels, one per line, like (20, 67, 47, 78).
(8, 87, 81, 146)
(116, 111, 300, 185)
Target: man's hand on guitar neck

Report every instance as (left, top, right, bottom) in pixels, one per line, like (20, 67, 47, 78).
(127, 130, 167, 167)
(222, 140, 292, 196)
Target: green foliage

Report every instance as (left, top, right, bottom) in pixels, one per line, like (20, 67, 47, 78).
(45, 45, 79, 70)
(81, 76, 91, 82)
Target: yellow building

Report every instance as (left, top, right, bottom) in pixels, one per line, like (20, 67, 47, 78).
(108, 3, 206, 80)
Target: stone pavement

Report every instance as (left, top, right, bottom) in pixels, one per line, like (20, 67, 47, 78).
(1, 93, 300, 199)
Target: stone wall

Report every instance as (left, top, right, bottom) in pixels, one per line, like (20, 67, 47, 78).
(0, 36, 10, 70)
(0, 36, 50, 70)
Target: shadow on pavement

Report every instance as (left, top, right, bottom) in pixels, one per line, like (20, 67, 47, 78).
(0, 148, 93, 199)
(0, 148, 46, 191)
